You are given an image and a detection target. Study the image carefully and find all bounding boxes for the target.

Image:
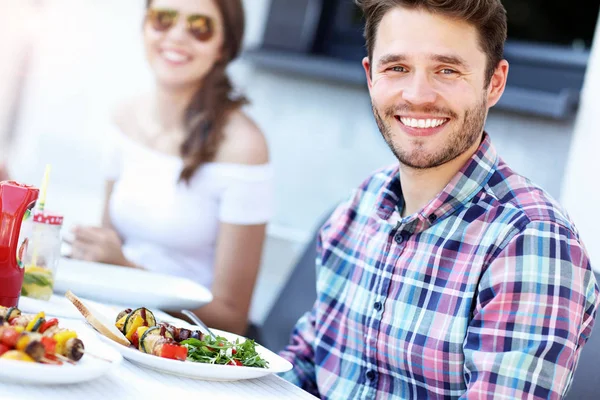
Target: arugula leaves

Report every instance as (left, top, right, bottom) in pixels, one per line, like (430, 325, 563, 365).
(181, 335, 269, 368)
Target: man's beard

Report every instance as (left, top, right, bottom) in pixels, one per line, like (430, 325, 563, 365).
(372, 96, 487, 169)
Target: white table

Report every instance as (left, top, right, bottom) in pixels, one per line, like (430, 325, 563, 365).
(1, 361, 316, 400)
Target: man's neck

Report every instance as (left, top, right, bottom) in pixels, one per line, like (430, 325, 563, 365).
(399, 138, 482, 217)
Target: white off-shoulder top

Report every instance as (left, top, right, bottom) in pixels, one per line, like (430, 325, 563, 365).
(102, 126, 275, 288)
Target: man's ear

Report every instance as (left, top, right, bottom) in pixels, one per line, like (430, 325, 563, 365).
(486, 59, 509, 108)
(363, 56, 373, 90)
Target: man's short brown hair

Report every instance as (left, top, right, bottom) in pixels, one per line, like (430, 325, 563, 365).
(355, 0, 507, 85)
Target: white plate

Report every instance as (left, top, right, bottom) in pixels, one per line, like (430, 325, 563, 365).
(19, 294, 84, 319)
(101, 321, 293, 381)
(0, 320, 122, 384)
(54, 258, 213, 311)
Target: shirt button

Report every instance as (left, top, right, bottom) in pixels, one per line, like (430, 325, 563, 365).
(374, 301, 383, 311)
(428, 214, 437, 223)
(394, 232, 405, 244)
(366, 370, 376, 380)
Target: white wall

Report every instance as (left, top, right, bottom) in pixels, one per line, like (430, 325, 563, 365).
(8, 0, 150, 224)
(0, 1, 37, 160)
(235, 64, 575, 239)
(561, 14, 600, 268)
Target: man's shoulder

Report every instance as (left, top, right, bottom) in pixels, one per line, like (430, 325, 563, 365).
(357, 163, 399, 194)
(349, 163, 399, 212)
(484, 159, 575, 232)
(320, 164, 398, 234)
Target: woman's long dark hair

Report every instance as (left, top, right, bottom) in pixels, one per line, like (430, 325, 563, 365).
(145, 0, 248, 182)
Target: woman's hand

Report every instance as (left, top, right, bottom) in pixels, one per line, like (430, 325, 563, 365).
(68, 226, 136, 268)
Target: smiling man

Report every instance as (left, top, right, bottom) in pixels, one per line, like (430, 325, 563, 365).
(279, 1, 599, 399)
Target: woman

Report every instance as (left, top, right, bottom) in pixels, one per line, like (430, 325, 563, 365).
(69, 0, 273, 335)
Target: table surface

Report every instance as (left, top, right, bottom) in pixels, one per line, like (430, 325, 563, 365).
(1, 361, 316, 400)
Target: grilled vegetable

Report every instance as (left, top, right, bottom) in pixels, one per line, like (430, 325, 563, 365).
(0, 350, 34, 362)
(1, 327, 20, 348)
(177, 328, 191, 342)
(42, 324, 61, 338)
(131, 326, 150, 349)
(64, 338, 84, 361)
(139, 326, 174, 353)
(140, 330, 164, 354)
(125, 315, 144, 340)
(0, 308, 86, 365)
(10, 315, 31, 328)
(39, 318, 58, 334)
(115, 314, 128, 332)
(24, 340, 45, 362)
(6, 307, 21, 323)
(25, 312, 45, 332)
(156, 342, 187, 361)
(40, 336, 56, 355)
(54, 330, 77, 355)
(123, 308, 156, 338)
(115, 308, 132, 323)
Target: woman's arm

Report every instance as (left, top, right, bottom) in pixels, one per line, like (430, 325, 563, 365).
(194, 222, 267, 335)
(192, 110, 270, 335)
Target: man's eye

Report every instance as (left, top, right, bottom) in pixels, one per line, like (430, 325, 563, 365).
(440, 68, 458, 75)
(390, 66, 406, 72)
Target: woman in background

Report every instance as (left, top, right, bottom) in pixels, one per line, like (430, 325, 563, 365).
(69, 0, 273, 335)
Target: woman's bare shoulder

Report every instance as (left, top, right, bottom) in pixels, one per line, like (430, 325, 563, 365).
(216, 110, 269, 165)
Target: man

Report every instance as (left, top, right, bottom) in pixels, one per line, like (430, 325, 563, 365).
(279, 0, 599, 399)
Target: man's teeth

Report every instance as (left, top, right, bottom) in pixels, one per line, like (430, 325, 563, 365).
(399, 117, 447, 128)
(161, 50, 191, 63)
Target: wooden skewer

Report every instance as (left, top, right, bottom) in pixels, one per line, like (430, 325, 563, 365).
(53, 351, 113, 364)
(41, 352, 113, 365)
(53, 354, 76, 365)
(41, 356, 63, 365)
(81, 351, 114, 363)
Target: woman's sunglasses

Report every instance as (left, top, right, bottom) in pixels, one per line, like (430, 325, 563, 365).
(146, 8, 214, 42)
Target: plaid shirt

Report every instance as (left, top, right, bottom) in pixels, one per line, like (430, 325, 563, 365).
(280, 134, 599, 399)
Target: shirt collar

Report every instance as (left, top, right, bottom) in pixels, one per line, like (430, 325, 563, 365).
(375, 133, 498, 231)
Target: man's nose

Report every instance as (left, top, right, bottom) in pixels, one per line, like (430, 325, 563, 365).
(400, 72, 437, 105)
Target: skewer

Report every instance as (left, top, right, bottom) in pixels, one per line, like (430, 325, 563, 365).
(53, 354, 76, 365)
(41, 356, 63, 365)
(81, 351, 114, 363)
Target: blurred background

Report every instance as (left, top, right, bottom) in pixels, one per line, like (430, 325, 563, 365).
(1, 0, 599, 325)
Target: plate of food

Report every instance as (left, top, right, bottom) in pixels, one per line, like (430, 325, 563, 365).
(0, 304, 122, 384)
(66, 291, 293, 381)
(54, 257, 213, 310)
